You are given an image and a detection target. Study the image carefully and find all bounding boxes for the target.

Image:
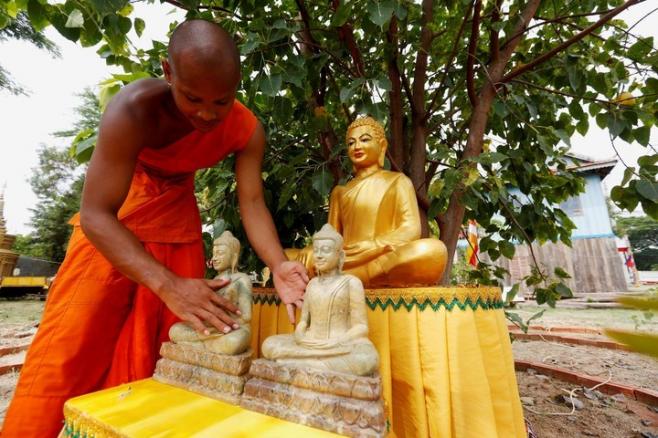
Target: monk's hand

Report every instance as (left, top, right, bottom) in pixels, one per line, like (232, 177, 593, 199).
(272, 261, 309, 324)
(344, 240, 378, 256)
(157, 276, 242, 336)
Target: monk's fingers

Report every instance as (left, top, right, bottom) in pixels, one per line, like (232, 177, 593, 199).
(198, 307, 235, 334)
(205, 301, 239, 329)
(185, 314, 209, 336)
(286, 303, 296, 324)
(209, 292, 241, 316)
(206, 278, 230, 290)
(290, 262, 310, 283)
(294, 299, 303, 309)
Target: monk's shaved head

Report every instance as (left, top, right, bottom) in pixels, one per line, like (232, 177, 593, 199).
(168, 19, 240, 83)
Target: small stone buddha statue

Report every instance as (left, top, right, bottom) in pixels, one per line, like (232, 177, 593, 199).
(286, 116, 447, 287)
(262, 224, 379, 376)
(169, 230, 252, 355)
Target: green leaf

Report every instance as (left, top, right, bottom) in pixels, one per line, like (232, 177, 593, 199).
(27, 0, 49, 31)
(260, 74, 282, 97)
(0, 14, 10, 30)
(6, 1, 19, 19)
(368, 0, 394, 28)
(88, 0, 128, 16)
(617, 296, 658, 311)
(134, 18, 145, 37)
(621, 167, 635, 186)
(331, 2, 352, 27)
(99, 82, 121, 112)
(605, 329, 658, 358)
(634, 126, 650, 146)
(499, 240, 515, 259)
(554, 267, 571, 279)
(628, 37, 654, 62)
(636, 180, 658, 202)
(312, 169, 333, 197)
(555, 282, 572, 298)
(606, 113, 626, 138)
(65, 9, 84, 28)
(340, 85, 355, 103)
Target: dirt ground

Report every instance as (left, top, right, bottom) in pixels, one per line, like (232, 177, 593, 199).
(1, 299, 657, 437)
(517, 370, 658, 438)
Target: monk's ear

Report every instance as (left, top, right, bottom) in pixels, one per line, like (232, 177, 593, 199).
(162, 59, 173, 84)
(231, 254, 238, 273)
(338, 250, 345, 272)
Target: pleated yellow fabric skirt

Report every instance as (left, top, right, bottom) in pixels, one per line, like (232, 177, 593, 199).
(250, 286, 526, 438)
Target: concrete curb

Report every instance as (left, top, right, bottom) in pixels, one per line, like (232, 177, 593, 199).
(0, 344, 30, 357)
(510, 331, 629, 351)
(0, 363, 22, 376)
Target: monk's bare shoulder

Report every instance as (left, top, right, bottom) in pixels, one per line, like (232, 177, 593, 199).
(99, 78, 170, 150)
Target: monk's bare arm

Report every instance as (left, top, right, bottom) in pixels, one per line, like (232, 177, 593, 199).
(235, 122, 308, 323)
(79, 86, 238, 334)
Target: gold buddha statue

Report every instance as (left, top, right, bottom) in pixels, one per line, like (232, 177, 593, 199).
(169, 231, 252, 355)
(261, 224, 379, 376)
(286, 116, 447, 287)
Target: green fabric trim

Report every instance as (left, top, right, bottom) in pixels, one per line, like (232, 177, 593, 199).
(253, 294, 281, 305)
(253, 294, 503, 312)
(365, 296, 503, 312)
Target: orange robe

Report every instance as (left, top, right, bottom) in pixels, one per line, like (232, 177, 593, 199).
(1, 101, 257, 438)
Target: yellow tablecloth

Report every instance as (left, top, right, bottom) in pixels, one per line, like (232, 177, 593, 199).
(250, 286, 526, 438)
(62, 379, 343, 438)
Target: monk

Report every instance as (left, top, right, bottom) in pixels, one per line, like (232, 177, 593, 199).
(2, 20, 307, 437)
(287, 116, 447, 287)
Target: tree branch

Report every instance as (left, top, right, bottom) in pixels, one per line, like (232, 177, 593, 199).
(502, 0, 645, 83)
(466, 0, 482, 108)
(331, 0, 366, 77)
(387, 16, 405, 167)
(425, 2, 472, 122)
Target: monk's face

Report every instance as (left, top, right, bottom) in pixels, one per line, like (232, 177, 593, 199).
(212, 243, 232, 271)
(313, 238, 341, 273)
(163, 59, 239, 132)
(346, 125, 384, 170)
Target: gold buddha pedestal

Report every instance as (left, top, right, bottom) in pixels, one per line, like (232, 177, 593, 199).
(250, 285, 526, 438)
(153, 231, 254, 404)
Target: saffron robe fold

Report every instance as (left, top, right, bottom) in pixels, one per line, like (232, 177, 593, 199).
(1, 101, 257, 438)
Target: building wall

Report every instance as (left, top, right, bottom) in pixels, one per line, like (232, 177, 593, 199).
(498, 237, 628, 294)
(561, 174, 614, 239)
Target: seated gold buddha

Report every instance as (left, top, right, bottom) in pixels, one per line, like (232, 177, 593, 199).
(286, 116, 447, 287)
(169, 231, 252, 355)
(261, 224, 379, 376)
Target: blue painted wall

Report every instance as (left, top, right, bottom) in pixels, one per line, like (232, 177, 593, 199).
(562, 174, 614, 239)
(508, 173, 614, 240)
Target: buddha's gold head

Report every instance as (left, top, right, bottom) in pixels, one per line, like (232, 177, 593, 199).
(346, 116, 387, 170)
(213, 230, 240, 273)
(312, 224, 345, 274)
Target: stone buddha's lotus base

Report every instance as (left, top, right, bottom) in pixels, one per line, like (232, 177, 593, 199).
(241, 358, 386, 438)
(152, 342, 252, 404)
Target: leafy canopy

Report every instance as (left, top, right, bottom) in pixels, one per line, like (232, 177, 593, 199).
(3, 0, 657, 305)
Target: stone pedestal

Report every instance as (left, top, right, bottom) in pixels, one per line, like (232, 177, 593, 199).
(153, 342, 252, 404)
(241, 359, 386, 438)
